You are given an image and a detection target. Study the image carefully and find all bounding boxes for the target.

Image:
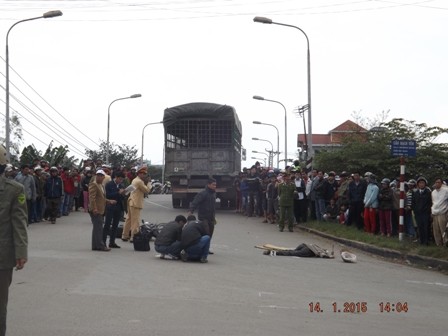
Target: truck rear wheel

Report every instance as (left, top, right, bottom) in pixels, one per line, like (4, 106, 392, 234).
(172, 198, 181, 208)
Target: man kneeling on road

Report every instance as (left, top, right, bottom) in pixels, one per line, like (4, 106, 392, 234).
(180, 215, 210, 263)
(154, 215, 187, 260)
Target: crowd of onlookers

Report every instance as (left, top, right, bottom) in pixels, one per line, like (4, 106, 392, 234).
(233, 160, 448, 247)
(6, 156, 447, 247)
(3, 158, 139, 225)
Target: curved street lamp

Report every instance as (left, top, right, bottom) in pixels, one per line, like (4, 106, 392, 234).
(106, 93, 142, 164)
(251, 150, 268, 157)
(253, 16, 313, 160)
(251, 156, 266, 166)
(5, 10, 63, 160)
(252, 137, 274, 168)
(141, 121, 163, 165)
(253, 120, 280, 168)
(253, 95, 287, 166)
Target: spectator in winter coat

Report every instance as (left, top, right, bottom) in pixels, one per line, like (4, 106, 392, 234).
(266, 175, 279, 224)
(60, 167, 75, 216)
(44, 167, 63, 224)
(322, 171, 339, 206)
(81, 168, 93, 212)
(404, 180, 417, 238)
(313, 171, 326, 221)
(378, 178, 393, 236)
(363, 174, 379, 234)
(293, 170, 308, 224)
(15, 164, 36, 225)
(347, 172, 367, 230)
(412, 176, 432, 245)
(430, 178, 448, 246)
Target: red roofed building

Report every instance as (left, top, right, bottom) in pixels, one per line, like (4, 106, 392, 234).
(297, 120, 368, 153)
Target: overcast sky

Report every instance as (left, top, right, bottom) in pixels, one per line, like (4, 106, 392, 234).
(0, 0, 447, 168)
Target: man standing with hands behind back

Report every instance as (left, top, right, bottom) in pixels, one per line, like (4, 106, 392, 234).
(122, 166, 151, 242)
(0, 144, 28, 336)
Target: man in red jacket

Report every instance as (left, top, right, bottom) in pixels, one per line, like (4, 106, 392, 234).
(60, 167, 75, 216)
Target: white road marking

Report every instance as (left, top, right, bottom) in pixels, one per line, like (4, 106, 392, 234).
(258, 305, 299, 310)
(145, 199, 171, 209)
(406, 280, 448, 287)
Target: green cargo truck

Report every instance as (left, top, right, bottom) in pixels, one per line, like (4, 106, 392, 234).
(163, 102, 242, 209)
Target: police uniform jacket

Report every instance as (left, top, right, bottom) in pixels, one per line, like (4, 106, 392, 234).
(128, 176, 150, 209)
(0, 175, 28, 269)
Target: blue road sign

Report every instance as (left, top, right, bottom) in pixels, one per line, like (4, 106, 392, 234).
(391, 139, 416, 157)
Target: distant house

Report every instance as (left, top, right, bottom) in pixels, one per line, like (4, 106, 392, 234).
(297, 120, 368, 153)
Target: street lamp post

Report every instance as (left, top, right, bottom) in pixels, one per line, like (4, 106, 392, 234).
(106, 94, 142, 164)
(253, 95, 288, 167)
(253, 120, 280, 168)
(253, 16, 313, 160)
(5, 10, 63, 161)
(295, 105, 309, 162)
(251, 156, 266, 167)
(141, 121, 163, 165)
(252, 137, 274, 168)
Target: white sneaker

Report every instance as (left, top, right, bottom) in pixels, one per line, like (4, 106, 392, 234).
(164, 254, 178, 260)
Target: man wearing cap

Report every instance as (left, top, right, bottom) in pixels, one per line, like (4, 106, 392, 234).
(101, 165, 112, 186)
(122, 166, 151, 242)
(89, 170, 115, 251)
(278, 173, 296, 232)
(412, 176, 432, 245)
(0, 144, 28, 336)
(44, 167, 64, 224)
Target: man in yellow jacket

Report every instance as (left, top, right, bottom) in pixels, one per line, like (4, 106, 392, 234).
(122, 166, 151, 242)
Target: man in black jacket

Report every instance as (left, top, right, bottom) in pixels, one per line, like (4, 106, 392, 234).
(154, 215, 187, 259)
(412, 176, 432, 245)
(104, 172, 125, 248)
(180, 215, 210, 263)
(188, 178, 217, 239)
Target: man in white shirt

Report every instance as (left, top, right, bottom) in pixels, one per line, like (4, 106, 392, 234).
(431, 178, 448, 246)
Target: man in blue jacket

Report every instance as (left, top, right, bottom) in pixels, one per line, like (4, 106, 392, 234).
(44, 167, 63, 224)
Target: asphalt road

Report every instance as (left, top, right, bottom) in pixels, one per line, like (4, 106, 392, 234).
(9, 194, 448, 336)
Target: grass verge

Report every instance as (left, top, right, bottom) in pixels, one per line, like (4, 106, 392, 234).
(303, 221, 448, 261)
